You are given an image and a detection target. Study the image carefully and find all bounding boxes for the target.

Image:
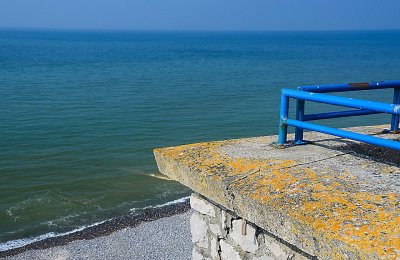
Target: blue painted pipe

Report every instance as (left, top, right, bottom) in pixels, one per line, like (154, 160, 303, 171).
(294, 100, 305, 143)
(298, 80, 400, 93)
(390, 88, 400, 131)
(282, 89, 400, 115)
(278, 94, 289, 145)
(304, 109, 382, 121)
(286, 119, 400, 150)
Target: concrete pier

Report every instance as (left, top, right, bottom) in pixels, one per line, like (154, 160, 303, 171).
(154, 125, 399, 259)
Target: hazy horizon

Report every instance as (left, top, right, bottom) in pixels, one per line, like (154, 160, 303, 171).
(2, 27, 400, 33)
(1, 0, 399, 31)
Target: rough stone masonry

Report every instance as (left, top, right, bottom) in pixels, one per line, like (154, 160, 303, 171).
(154, 125, 400, 259)
(190, 193, 306, 260)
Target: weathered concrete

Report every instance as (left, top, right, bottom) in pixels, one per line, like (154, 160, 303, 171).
(154, 125, 400, 259)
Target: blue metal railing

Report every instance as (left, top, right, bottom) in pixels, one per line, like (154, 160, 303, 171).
(277, 80, 400, 150)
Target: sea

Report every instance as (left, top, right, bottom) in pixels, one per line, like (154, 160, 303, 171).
(1, 29, 399, 250)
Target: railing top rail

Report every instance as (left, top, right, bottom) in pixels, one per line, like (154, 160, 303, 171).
(297, 80, 400, 93)
(282, 88, 400, 115)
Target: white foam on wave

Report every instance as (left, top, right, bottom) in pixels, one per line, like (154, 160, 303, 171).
(130, 196, 189, 212)
(0, 219, 107, 252)
(148, 173, 171, 181)
(154, 196, 190, 208)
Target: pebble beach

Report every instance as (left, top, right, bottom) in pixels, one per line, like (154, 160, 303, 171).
(1, 203, 192, 260)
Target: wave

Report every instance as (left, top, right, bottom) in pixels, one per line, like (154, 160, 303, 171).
(148, 173, 172, 181)
(0, 219, 107, 252)
(130, 196, 189, 212)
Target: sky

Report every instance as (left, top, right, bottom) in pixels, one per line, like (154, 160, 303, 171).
(0, 0, 399, 31)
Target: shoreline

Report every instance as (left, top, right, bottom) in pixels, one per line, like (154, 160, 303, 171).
(0, 200, 190, 258)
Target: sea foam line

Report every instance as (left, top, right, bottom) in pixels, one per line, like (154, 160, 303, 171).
(0, 219, 107, 252)
(129, 196, 190, 212)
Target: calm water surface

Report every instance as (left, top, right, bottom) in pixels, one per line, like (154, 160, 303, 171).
(1, 30, 399, 247)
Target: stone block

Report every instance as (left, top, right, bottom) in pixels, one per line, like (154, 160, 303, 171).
(264, 235, 291, 259)
(251, 255, 274, 260)
(220, 240, 241, 260)
(191, 194, 216, 217)
(193, 247, 212, 260)
(221, 210, 227, 229)
(193, 248, 204, 260)
(210, 236, 220, 260)
(221, 210, 232, 231)
(209, 223, 223, 238)
(229, 219, 258, 253)
(190, 212, 209, 249)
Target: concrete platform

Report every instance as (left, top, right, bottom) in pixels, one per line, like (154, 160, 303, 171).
(154, 125, 400, 259)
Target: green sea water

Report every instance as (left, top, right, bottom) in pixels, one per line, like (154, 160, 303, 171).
(1, 30, 399, 248)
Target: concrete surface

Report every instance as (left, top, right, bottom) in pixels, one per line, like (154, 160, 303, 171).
(154, 125, 400, 259)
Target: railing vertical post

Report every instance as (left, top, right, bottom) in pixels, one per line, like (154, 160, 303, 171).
(390, 88, 400, 132)
(295, 100, 305, 144)
(278, 94, 289, 145)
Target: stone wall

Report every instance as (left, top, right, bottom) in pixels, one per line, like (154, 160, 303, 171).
(190, 194, 309, 260)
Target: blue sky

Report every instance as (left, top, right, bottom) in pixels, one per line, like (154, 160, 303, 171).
(0, 0, 399, 31)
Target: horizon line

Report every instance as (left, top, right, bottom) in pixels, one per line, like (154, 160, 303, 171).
(1, 26, 400, 33)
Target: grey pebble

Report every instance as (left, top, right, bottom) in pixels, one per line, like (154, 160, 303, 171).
(5, 210, 193, 260)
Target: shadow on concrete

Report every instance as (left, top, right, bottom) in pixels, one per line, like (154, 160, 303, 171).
(308, 133, 400, 167)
